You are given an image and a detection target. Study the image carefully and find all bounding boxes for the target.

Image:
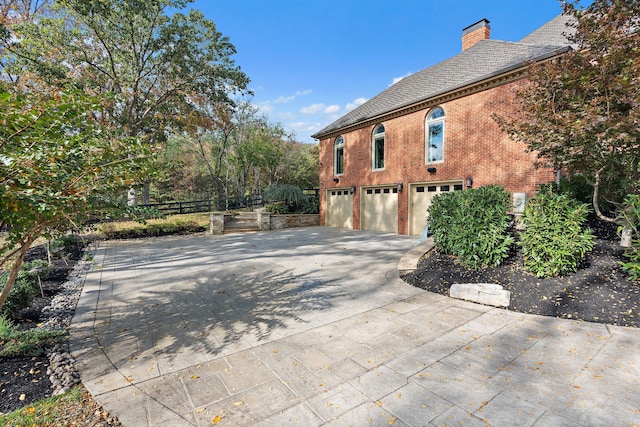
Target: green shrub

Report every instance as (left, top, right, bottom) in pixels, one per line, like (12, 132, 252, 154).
(617, 194, 640, 282)
(519, 188, 594, 278)
(0, 260, 47, 317)
(96, 213, 209, 239)
(299, 195, 320, 214)
(46, 234, 83, 258)
(558, 175, 593, 206)
(0, 315, 63, 356)
(266, 201, 289, 214)
(0, 314, 13, 337)
(427, 185, 514, 269)
(126, 205, 165, 221)
(264, 184, 305, 211)
(263, 185, 319, 214)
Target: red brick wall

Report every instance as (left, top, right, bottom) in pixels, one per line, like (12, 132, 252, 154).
(318, 79, 556, 234)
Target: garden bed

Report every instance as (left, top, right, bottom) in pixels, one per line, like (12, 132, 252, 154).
(402, 220, 640, 327)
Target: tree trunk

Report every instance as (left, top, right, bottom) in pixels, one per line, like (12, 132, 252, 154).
(142, 182, 150, 205)
(0, 232, 39, 311)
(593, 167, 618, 224)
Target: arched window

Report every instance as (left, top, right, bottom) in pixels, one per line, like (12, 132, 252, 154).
(426, 107, 445, 163)
(372, 124, 385, 170)
(334, 136, 344, 175)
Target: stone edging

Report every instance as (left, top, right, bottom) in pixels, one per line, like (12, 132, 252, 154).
(396, 237, 510, 307)
(397, 237, 434, 275)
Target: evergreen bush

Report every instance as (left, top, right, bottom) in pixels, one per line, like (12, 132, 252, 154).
(0, 260, 47, 317)
(519, 188, 594, 278)
(427, 185, 514, 269)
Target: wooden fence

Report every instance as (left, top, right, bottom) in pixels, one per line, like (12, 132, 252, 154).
(145, 194, 264, 215)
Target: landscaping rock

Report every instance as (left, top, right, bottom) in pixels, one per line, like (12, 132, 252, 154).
(449, 283, 511, 307)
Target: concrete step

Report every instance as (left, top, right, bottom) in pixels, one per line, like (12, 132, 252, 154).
(223, 212, 259, 233)
(234, 212, 258, 220)
(223, 225, 260, 234)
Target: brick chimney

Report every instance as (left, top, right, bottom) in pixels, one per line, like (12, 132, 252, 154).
(462, 19, 490, 51)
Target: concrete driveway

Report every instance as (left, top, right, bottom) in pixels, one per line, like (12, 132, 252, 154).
(70, 226, 640, 426)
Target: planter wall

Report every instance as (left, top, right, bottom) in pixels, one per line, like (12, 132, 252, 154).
(268, 214, 320, 230)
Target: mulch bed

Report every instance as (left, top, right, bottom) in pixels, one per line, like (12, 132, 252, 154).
(0, 355, 51, 414)
(0, 242, 83, 415)
(402, 219, 640, 328)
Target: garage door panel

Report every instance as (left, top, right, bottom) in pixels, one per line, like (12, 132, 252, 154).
(326, 189, 353, 229)
(409, 182, 463, 236)
(362, 187, 398, 233)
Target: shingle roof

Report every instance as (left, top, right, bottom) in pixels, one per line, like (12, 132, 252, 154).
(312, 14, 574, 139)
(519, 14, 575, 47)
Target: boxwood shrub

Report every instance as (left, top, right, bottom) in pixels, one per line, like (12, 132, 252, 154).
(427, 185, 514, 269)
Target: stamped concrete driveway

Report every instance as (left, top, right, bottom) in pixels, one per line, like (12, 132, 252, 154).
(70, 226, 640, 426)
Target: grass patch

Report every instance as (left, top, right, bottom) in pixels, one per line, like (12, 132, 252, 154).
(95, 213, 210, 239)
(0, 385, 120, 426)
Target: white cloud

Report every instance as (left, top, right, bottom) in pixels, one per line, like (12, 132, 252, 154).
(390, 72, 413, 86)
(278, 111, 297, 120)
(274, 95, 295, 104)
(323, 104, 340, 114)
(289, 121, 321, 133)
(273, 89, 312, 104)
(346, 97, 367, 111)
(301, 103, 325, 115)
(256, 101, 274, 114)
(285, 121, 324, 143)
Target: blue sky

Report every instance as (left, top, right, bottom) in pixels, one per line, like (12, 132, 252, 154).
(189, 0, 571, 143)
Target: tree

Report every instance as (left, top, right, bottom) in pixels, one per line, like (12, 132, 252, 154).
(281, 141, 319, 190)
(3, 0, 250, 202)
(161, 99, 292, 201)
(495, 0, 640, 222)
(0, 84, 154, 311)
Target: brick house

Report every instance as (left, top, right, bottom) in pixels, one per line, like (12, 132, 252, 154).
(311, 15, 573, 236)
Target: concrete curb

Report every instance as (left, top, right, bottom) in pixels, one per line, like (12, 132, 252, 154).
(397, 237, 434, 275)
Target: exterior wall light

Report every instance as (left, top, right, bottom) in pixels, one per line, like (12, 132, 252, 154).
(333, 177, 339, 183)
(466, 175, 473, 188)
(427, 167, 437, 173)
(350, 186, 356, 194)
(397, 182, 404, 191)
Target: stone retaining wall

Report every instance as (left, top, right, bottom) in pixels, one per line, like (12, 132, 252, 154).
(209, 212, 320, 234)
(267, 214, 320, 230)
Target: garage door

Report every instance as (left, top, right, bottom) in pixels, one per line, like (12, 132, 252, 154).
(326, 189, 353, 229)
(409, 182, 463, 236)
(362, 186, 398, 233)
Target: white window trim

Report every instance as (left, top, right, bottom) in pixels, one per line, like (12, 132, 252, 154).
(426, 109, 445, 164)
(372, 125, 385, 171)
(334, 136, 344, 175)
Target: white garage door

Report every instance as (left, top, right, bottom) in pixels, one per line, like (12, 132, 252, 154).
(362, 186, 398, 233)
(326, 189, 353, 229)
(409, 182, 463, 236)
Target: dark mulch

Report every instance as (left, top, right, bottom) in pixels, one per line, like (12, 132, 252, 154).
(0, 356, 52, 414)
(0, 237, 120, 425)
(0, 241, 84, 415)
(402, 219, 640, 328)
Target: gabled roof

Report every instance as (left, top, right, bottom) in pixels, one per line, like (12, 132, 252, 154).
(312, 14, 574, 140)
(519, 14, 575, 47)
